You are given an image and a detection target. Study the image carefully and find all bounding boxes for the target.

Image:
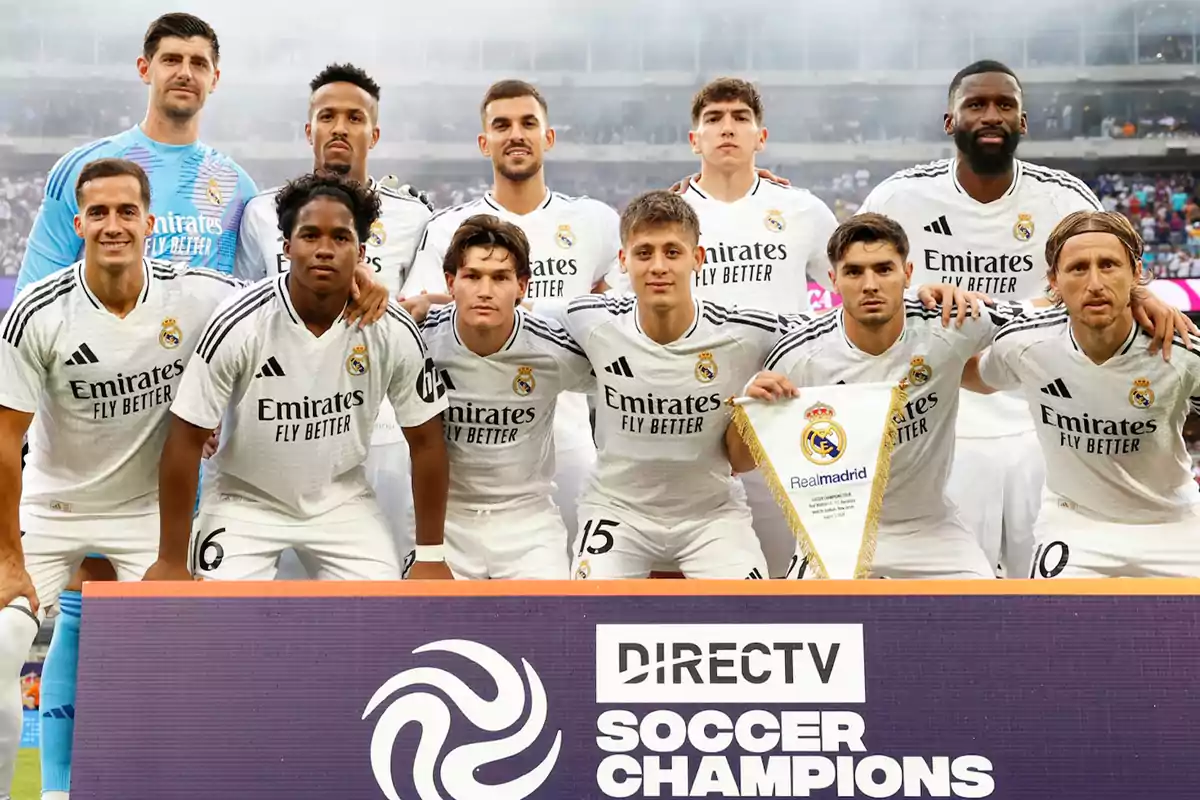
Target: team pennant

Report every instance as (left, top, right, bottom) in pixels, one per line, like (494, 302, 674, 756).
(730, 381, 907, 579)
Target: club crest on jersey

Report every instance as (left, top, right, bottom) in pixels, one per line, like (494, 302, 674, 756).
(908, 356, 932, 385)
(695, 351, 718, 383)
(555, 224, 575, 249)
(1128, 377, 1154, 409)
(575, 559, 591, 579)
(512, 365, 536, 396)
(368, 220, 386, 247)
(764, 209, 786, 233)
(1012, 213, 1034, 241)
(346, 344, 369, 376)
(801, 403, 846, 466)
(206, 177, 223, 207)
(159, 318, 182, 350)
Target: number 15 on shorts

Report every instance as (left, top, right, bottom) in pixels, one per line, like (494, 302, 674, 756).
(578, 518, 618, 558)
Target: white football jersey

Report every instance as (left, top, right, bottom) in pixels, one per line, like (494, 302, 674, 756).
(556, 295, 802, 517)
(420, 305, 595, 510)
(763, 300, 1024, 530)
(0, 259, 240, 517)
(980, 310, 1200, 523)
(172, 275, 448, 519)
(684, 176, 838, 315)
(233, 178, 431, 447)
(402, 190, 619, 302)
(860, 158, 1102, 438)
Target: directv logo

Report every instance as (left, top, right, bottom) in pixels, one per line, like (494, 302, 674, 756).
(595, 624, 865, 704)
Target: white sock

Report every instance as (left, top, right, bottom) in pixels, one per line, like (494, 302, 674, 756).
(43, 793, 70, 800)
(0, 600, 41, 799)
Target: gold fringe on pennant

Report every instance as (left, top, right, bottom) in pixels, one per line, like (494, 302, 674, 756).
(731, 401, 831, 579)
(854, 381, 909, 579)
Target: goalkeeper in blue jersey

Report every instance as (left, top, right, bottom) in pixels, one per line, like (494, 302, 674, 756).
(14, 14, 256, 800)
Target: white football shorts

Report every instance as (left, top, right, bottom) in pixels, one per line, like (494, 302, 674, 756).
(1028, 496, 1200, 579)
(193, 494, 401, 581)
(570, 498, 768, 580)
(444, 499, 570, 580)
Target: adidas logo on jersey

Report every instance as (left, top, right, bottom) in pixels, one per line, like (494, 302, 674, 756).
(255, 356, 286, 378)
(64, 343, 99, 366)
(922, 215, 953, 236)
(604, 356, 634, 378)
(1040, 378, 1072, 399)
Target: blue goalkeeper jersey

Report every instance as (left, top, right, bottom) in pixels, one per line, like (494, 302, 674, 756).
(15, 124, 257, 295)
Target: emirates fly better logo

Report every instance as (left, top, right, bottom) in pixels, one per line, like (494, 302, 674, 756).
(363, 639, 562, 800)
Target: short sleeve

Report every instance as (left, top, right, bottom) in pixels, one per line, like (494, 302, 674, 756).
(170, 304, 248, 429)
(977, 341, 1022, 392)
(805, 198, 838, 291)
(386, 305, 450, 427)
(593, 203, 621, 286)
(400, 219, 451, 296)
(0, 299, 49, 413)
(233, 198, 270, 282)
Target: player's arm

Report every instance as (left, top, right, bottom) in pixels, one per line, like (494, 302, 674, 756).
(0, 308, 49, 609)
(1129, 286, 1197, 360)
(146, 307, 245, 580)
(15, 156, 86, 293)
(387, 308, 452, 579)
(805, 201, 839, 292)
(233, 197, 269, 282)
(400, 221, 451, 297)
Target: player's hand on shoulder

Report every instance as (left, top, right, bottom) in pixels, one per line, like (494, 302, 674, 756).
(667, 172, 701, 195)
(344, 264, 389, 328)
(142, 558, 196, 582)
(743, 371, 800, 402)
(1130, 285, 1197, 361)
(397, 291, 452, 324)
(917, 283, 987, 328)
(381, 174, 435, 211)
(406, 560, 455, 580)
(201, 425, 220, 460)
(0, 555, 39, 615)
(755, 167, 789, 186)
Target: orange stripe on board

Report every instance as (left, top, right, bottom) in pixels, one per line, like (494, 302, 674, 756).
(84, 578, 1200, 600)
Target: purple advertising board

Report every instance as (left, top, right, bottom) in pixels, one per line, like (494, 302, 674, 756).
(72, 580, 1200, 799)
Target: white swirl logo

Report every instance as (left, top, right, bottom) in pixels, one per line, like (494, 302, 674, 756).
(363, 639, 562, 800)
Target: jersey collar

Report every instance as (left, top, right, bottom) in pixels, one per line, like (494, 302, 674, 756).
(633, 297, 701, 341)
(950, 157, 1022, 200)
(1068, 317, 1139, 357)
(482, 189, 554, 215)
(275, 274, 303, 326)
(836, 306, 907, 353)
(76, 258, 152, 313)
(686, 175, 762, 202)
(450, 304, 523, 353)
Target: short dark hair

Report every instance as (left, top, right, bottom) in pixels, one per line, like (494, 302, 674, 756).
(826, 213, 910, 265)
(619, 190, 701, 247)
(691, 77, 764, 126)
(1045, 210, 1149, 294)
(143, 13, 219, 64)
(442, 215, 532, 283)
(275, 172, 381, 243)
(310, 63, 381, 102)
(75, 158, 152, 211)
(480, 79, 548, 123)
(947, 60, 1021, 102)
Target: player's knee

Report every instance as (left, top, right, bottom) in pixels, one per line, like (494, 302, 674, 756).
(0, 601, 41, 674)
(66, 557, 118, 591)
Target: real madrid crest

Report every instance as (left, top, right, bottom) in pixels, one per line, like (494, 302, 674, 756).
(368, 219, 386, 248)
(512, 365, 536, 396)
(346, 344, 369, 376)
(1128, 377, 1154, 409)
(800, 402, 846, 465)
(764, 209, 786, 233)
(555, 224, 575, 249)
(695, 351, 717, 383)
(908, 356, 932, 385)
(1012, 212, 1034, 241)
(159, 318, 182, 350)
(575, 559, 591, 579)
(206, 177, 223, 207)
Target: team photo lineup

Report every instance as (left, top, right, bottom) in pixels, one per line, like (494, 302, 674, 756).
(2, 6, 1200, 797)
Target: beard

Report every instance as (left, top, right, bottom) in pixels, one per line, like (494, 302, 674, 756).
(954, 127, 1021, 176)
(496, 156, 541, 183)
(321, 160, 352, 175)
